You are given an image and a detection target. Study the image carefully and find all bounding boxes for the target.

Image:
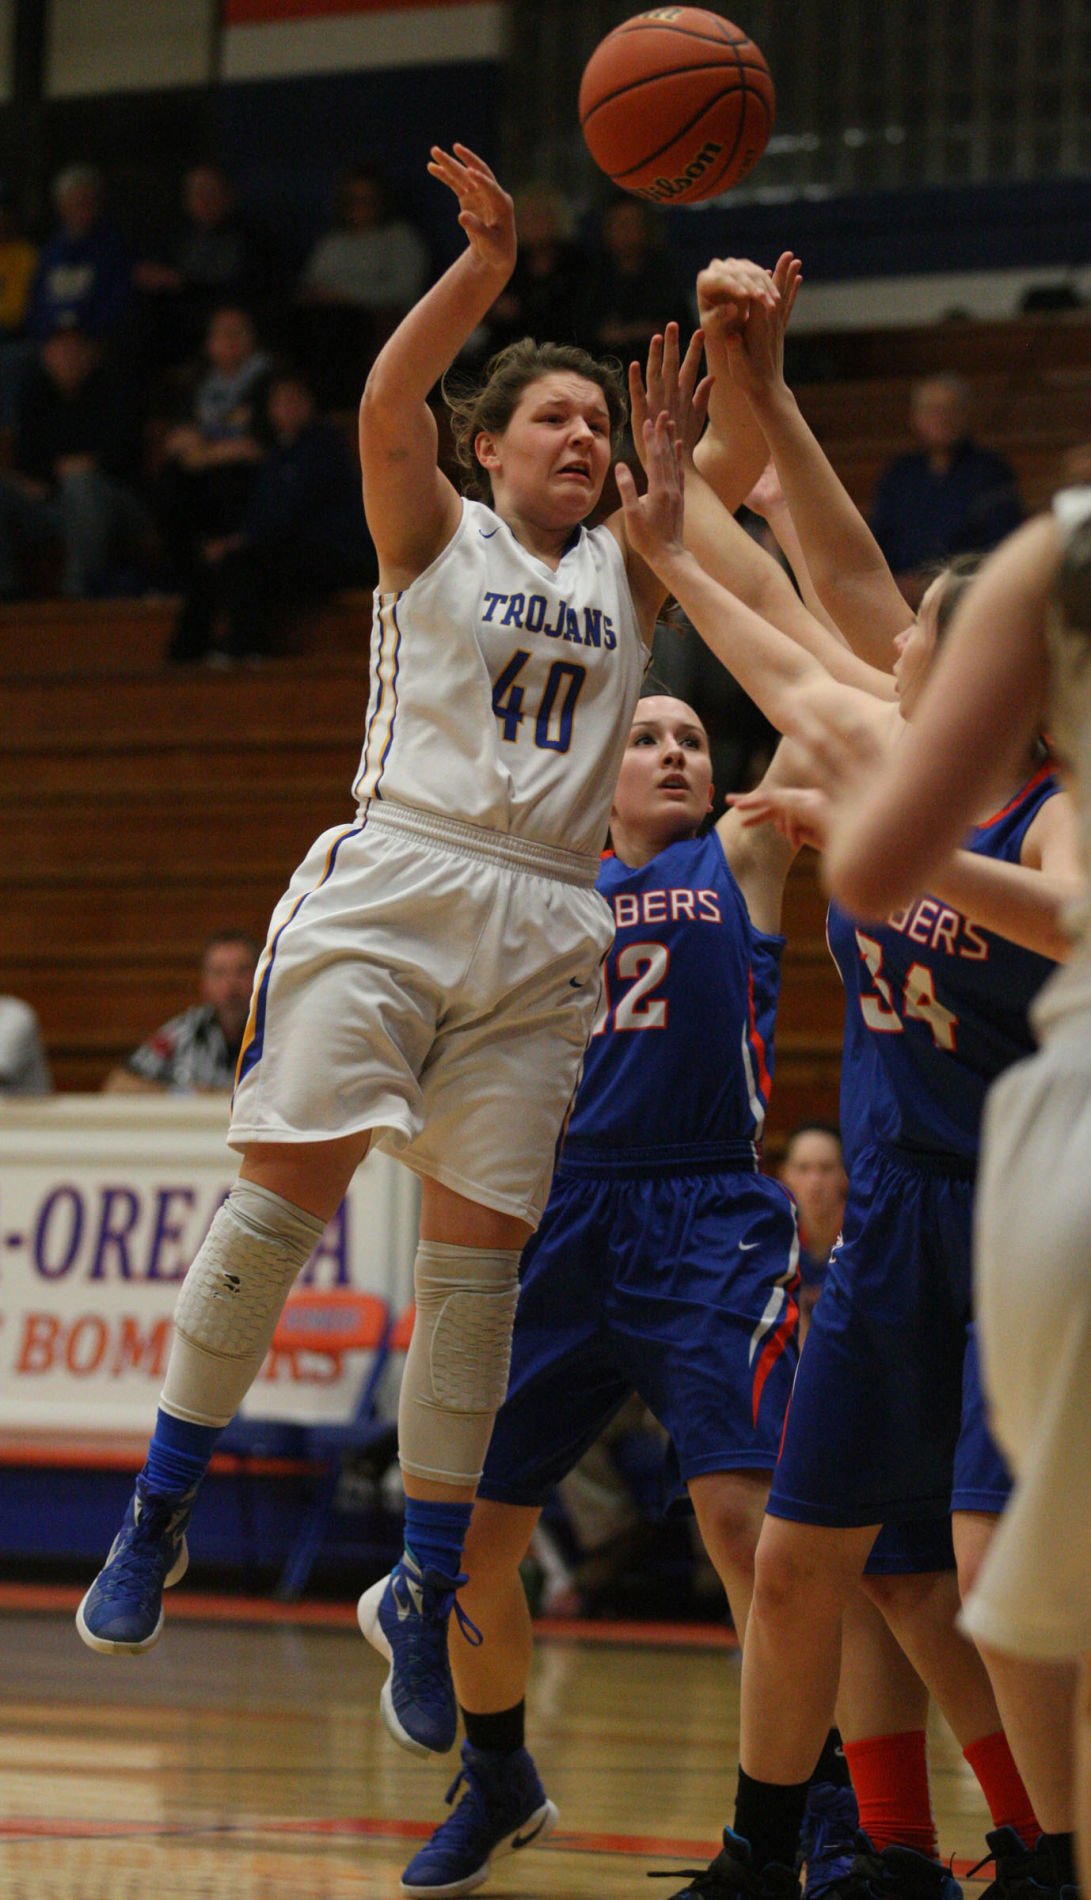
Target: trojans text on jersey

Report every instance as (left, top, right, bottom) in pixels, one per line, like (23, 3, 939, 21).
(481, 590, 617, 648)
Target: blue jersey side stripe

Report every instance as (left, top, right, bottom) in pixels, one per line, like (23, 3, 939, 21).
(235, 823, 364, 1092)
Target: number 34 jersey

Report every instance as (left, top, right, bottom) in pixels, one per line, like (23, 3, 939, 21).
(828, 763, 1060, 1168)
(562, 831, 785, 1166)
(352, 498, 648, 860)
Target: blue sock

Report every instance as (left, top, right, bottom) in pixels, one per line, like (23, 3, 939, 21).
(402, 1498, 474, 1579)
(142, 1408, 221, 1496)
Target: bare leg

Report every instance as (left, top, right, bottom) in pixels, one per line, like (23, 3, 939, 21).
(688, 1468, 771, 1645)
(838, 1587, 931, 1742)
(239, 1130, 373, 1220)
(862, 1568, 1004, 1746)
(956, 1510, 1076, 1834)
(741, 1517, 880, 1780)
(450, 1499, 542, 1714)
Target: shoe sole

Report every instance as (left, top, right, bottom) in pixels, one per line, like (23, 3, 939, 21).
(400, 1798, 560, 1897)
(74, 1539, 189, 1655)
(357, 1577, 445, 1759)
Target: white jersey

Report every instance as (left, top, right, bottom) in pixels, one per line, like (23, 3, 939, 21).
(1030, 484, 1091, 1039)
(352, 498, 649, 858)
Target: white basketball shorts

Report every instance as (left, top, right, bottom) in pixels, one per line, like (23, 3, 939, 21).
(963, 1029, 1091, 1661)
(229, 801, 612, 1227)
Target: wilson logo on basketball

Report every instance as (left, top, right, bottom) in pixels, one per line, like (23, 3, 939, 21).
(636, 140, 725, 202)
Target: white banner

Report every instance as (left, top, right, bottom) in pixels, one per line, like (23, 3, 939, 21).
(0, 1097, 419, 1438)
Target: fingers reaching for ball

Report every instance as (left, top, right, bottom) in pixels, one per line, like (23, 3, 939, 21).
(427, 144, 516, 274)
(616, 410, 686, 572)
(630, 322, 711, 467)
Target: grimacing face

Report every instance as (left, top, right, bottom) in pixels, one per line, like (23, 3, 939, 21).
(477, 372, 614, 525)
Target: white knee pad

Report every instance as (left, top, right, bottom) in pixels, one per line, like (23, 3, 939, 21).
(162, 1181, 325, 1427)
(398, 1239, 521, 1487)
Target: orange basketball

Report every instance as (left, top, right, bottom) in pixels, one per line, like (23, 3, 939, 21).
(578, 8, 775, 206)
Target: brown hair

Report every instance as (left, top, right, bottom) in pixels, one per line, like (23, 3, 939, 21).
(443, 337, 628, 505)
(928, 551, 986, 643)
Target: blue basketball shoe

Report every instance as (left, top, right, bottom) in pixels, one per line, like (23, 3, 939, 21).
(650, 1826, 802, 1899)
(357, 1546, 481, 1757)
(401, 1741, 558, 1896)
(76, 1478, 194, 1654)
(799, 1782, 860, 1897)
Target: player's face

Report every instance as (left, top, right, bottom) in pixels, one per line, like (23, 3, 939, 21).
(892, 581, 942, 719)
(201, 943, 257, 1041)
(780, 1131, 847, 1229)
(611, 697, 713, 843)
(479, 374, 613, 526)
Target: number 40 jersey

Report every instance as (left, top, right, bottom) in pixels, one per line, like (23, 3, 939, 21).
(828, 762, 1060, 1169)
(352, 497, 648, 860)
(562, 830, 785, 1168)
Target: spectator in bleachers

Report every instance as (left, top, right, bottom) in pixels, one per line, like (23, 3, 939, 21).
(155, 303, 272, 656)
(870, 373, 1023, 609)
(132, 162, 282, 374)
(26, 165, 130, 346)
(102, 933, 258, 1095)
(166, 366, 374, 666)
(581, 196, 689, 364)
(0, 318, 150, 599)
(0, 995, 52, 1094)
(292, 165, 429, 405)
(476, 183, 589, 357)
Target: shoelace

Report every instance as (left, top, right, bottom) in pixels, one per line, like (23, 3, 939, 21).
(102, 1502, 183, 1601)
(419, 1567, 484, 1649)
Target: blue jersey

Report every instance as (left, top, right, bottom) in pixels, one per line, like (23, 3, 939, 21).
(562, 831, 784, 1167)
(828, 763, 1059, 1167)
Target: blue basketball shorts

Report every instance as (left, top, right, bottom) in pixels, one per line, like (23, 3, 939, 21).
(478, 1161, 800, 1507)
(768, 1142, 1011, 1530)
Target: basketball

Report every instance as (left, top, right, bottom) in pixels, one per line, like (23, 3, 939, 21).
(578, 8, 775, 206)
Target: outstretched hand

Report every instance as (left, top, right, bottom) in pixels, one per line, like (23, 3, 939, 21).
(714, 250, 802, 399)
(629, 322, 712, 469)
(427, 143, 516, 275)
(728, 783, 830, 852)
(615, 410, 686, 574)
(696, 255, 780, 343)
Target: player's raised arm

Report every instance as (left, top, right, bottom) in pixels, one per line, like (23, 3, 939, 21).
(359, 144, 516, 588)
(616, 410, 890, 750)
(692, 254, 783, 513)
(711, 252, 916, 668)
(629, 324, 895, 701)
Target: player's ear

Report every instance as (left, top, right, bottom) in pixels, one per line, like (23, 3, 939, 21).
(475, 429, 500, 472)
(708, 780, 715, 808)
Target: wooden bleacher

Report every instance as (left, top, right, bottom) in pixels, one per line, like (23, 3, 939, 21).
(8, 315, 1090, 1149)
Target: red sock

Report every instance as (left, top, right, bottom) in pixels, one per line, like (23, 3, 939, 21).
(843, 1731, 938, 1859)
(962, 1731, 1039, 1848)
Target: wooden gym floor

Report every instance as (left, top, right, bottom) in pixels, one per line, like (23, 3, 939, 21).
(0, 1586, 993, 1900)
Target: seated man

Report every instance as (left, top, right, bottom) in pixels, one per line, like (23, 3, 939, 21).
(0, 319, 150, 598)
(103, 933, 258, 1094)
(870, 374, 1023, 607)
